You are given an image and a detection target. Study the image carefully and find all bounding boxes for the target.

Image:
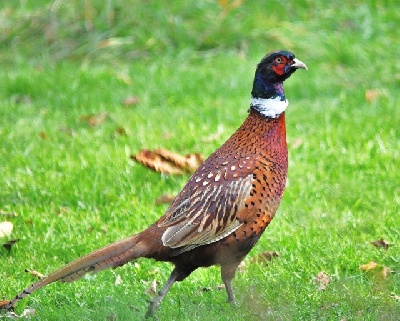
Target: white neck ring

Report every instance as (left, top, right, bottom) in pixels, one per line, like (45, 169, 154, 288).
(250, 96, 288, 118)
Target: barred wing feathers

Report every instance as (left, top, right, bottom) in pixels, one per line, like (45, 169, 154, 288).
(158, 163, 255, 253)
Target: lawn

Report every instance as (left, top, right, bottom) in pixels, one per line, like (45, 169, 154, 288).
(1, 1, 399, 320)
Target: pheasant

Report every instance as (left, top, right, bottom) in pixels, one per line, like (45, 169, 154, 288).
(4, 50, 307, 317)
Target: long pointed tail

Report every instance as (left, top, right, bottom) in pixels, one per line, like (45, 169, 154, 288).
(6, 233, 148, 310)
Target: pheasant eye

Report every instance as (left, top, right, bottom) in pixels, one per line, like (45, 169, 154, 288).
(275, 57, 283, 63)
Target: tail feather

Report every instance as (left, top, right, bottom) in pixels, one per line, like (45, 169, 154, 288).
(6, 233, 147, 309)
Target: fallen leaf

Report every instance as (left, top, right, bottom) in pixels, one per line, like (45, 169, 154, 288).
(39, 131, 48, 140)
(122, 96, 140, 107)
(11, 94, 32, 105)
(250, 251, 280, 264)
(184, 153, 203, 172)
(107, 313, 117, 321)
(360, 261, 391, 280)
(154, 149, 203, 173)
(0, 221, 13, 237)
(59, 126, 74, 136)
(115, 274, 123, 285)
(291, 138, 303, 149)
(144, 279, 158, 297)
(132, 150, 183, 174)
(115, 126, 127, 136)
(131, 149, 203, 175)
(154, 194, 176, 205)
(390, 293, 400, 301)
(370, 238, 392, 250)
(25, 269, 45, 279)
(194, 287, 212, 296)
(4, 308, 36, 318)
(3, 239, 19, 252)
(365, 89, 384, 102)
(0, 300, 11, 309)
(218, 0, 243, 11)
(57, 206, 70, 216)
(148, 267, 161, 275)
(237, 260, 246, 273)
(117, 73, 132, 85)
(216, 284, 226, 291)
(381, 266, 391, 279)
(0, 210, 17, 217)
(5, 312, 18, 319)
(79, 112, 108, 126)
(314, 271, 331, 290)
(359, 261, 378, 271)
(20, 308, 36, 318)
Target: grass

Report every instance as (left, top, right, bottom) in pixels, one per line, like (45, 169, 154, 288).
(1, 0, 400, 320)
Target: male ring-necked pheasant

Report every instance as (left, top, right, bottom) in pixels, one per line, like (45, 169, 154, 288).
(5, 50, 307, 317)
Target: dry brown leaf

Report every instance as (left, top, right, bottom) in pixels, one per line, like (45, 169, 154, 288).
(39, 131, 48, 140)
(122, 96, 140, 107)
(114, 274, 123, 285)
(3, 308, 36, 318)
(370, 238, 392, 250)
(360, 261, 378, 271)
(314, 271, 331, 290)
(59, 126, 74, 136)
(20, 308, 36, 318)
(117, 73, 132, 85)
(216, 284, 226, 291)
(291, 138, 303, 149)
(359, 261, 391, 280)
(25, 269, 45, 279)
(107, 313, 117, 321)
(11, 94, 32, 105)
(237, 261, 246, 273)
(131, 149, 203, 175)
(144, 279, 158, 297)
(186, 153, 203, 172)
(250, 251, 279, 264)
(57, 206, 70, 216)
(132, 150, 183, 174)
(154, 149, 203, 173)
(115, 126, 127, 136)
(218, 0, 243, 10)
(148, 267, 161, 275)
(3, 239, 19, 252)
(0, 221, 13, 238)
(381, 266, 391, 279)
(365, 89, 385, 102)
(194, 286, 212, 296)
(390, 293, 400, 301)
(155, 194, 176, 205)
(0, 210, 17, 217)
(79, 112, 108, 126)
(201, 287, 212, 292)
(0, 300, 11, 309)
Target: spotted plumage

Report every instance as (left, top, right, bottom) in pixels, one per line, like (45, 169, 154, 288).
(4, 50, 307, 318)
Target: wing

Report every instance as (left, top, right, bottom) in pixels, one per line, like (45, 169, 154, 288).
(157, 158, 256, 254)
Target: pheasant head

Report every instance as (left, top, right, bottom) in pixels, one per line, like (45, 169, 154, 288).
(251, 50, 307, 118)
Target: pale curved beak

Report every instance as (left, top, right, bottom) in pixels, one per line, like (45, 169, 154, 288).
(292, 58, 308, 70)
